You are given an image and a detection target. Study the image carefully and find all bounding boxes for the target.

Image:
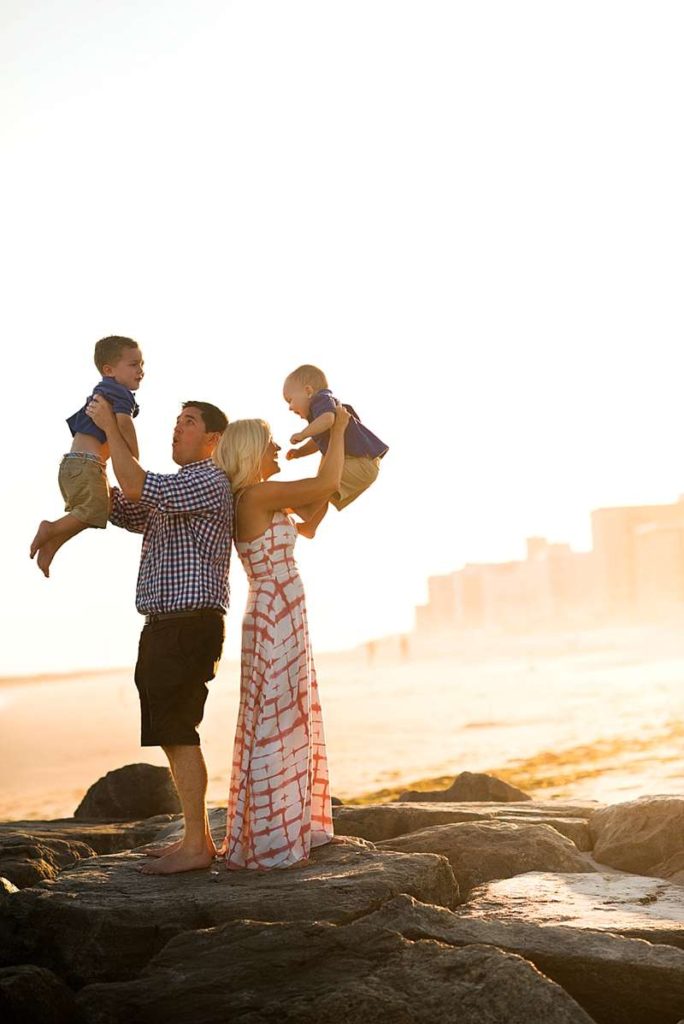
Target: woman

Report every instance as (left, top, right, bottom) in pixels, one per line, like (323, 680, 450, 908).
(213, 403, 350, 869)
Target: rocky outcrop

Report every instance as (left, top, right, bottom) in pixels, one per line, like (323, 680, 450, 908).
(3, 777, 683, 1024)
(0, 815, 178, 856)
(335, 800, 597, 849)
(0, 964, 75, 1024)
(74, 764, 181, 820)
(0, 832, 96, 889)
(459, 871, 684, 949)
(378, 820, 594, 894)
(399, 771, 531, 803)
(365, 895, 684, 1024)
(76, 914, 596, 1024)
(0, 837, 457, 986)
(590, 796, 684, 879)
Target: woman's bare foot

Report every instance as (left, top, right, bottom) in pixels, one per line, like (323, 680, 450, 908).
(137, 846, 215, 875)
(296, 522, 318, 539)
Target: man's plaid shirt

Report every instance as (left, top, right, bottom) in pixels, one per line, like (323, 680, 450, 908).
(110, 459, 233, 615)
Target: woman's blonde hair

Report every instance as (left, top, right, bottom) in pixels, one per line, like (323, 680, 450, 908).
(213, 419, 271, 494)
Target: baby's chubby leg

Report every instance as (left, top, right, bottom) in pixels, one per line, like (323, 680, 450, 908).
(296, 502, 329, 539)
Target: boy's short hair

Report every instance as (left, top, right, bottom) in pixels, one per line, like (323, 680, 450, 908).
(288, 364, 328, 392)
(183, 401, 229, 434)
(94, 336, 140, 373)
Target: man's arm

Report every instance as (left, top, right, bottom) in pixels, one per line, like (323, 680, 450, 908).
(116, 414, 140, 460)
(87, 395, 146, 501)
(109, 487, 152, 533)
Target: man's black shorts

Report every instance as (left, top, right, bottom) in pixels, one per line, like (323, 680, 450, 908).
(134, 611, 225, 747)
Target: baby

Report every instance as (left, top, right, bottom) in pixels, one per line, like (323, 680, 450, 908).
(30, 335, 144, 576)
(283, 364, 388, 537)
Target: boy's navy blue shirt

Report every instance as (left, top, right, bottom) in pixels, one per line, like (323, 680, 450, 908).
(308, 389, 388, 459)
(67, 377, 139, 444)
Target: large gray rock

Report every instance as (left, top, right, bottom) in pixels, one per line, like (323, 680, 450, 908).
(335, 800, 597, 849)
(75, 764, 181, 820)
(460, 871, 684, 949)
(590, 796, 684, 878)
(378, 821, 594, 895)
(0, 832, 96, 888)
(0, 965, 75, 1024)
(77, 914, 596, 1024)
(0, 816, 178, 856)
(366, 894, 684, 1024)
(400, 771, 532, 803)
(0, 837, 457, 986)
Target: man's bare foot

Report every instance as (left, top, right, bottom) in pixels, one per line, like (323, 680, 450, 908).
(30, 521, 53, 560)
(143, 837, 218, 859)
(297, 522, 318, 539)
(137, 846, 214, 875)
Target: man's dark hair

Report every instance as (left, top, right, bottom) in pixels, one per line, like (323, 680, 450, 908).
(183, 401, 228, 434)
(94, 336, 139, 373)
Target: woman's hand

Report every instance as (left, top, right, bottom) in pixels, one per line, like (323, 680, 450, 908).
(331, 403, 351, 433)
(85, 394, 116, 433)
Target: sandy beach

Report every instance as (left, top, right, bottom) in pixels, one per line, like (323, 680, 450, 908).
(1, 622, 683, 821)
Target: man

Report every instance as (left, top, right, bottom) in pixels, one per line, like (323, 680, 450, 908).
(87, 396, 232, 875)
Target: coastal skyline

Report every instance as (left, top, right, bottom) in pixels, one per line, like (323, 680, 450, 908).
(3, 1, 684, 674)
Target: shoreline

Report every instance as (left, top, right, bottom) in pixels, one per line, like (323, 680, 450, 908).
(342, 720, 684, 806)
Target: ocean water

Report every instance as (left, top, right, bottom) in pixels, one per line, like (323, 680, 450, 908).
(1, 624, 683, 821)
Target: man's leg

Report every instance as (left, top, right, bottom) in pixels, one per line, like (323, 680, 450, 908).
(143, 747, 218, 859)
(139, 744, 215, 874)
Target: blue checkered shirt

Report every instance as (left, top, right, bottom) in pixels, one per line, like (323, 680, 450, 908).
(109, 459, 233, 615)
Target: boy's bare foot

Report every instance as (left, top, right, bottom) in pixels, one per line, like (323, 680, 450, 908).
(30, 521, 53, 560)
(137, 846, 214, 875)
(297, 522, 318, 539)
(36, 538, 63, 578)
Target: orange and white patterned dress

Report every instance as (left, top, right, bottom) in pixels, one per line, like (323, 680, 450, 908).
(222, 510, 334, 869)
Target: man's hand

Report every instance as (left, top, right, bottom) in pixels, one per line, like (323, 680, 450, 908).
(86, 394, 116, 434)
(290, 431, 305, 445)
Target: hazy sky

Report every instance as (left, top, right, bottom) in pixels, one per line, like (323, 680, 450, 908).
(2, 1, 684, 674)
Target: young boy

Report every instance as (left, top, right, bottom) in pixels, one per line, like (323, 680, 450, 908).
(30, 335, 144, 577)
(283, 364, 388, 537)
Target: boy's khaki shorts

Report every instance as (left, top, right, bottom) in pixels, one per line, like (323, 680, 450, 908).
(331, 456, 381, 511)
(58, 454, 110, 528)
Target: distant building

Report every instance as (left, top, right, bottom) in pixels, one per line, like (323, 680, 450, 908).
(416, 536, 595, 633)
(416, 495, 684, 635)
(591, 497, 684, 614)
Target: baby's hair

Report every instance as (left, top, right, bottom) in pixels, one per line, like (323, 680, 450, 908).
(94, 336, 140, 373)
(182, 401, 229, 434)
(213, 419, 271, 493)
(288, 364, 328, 391)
